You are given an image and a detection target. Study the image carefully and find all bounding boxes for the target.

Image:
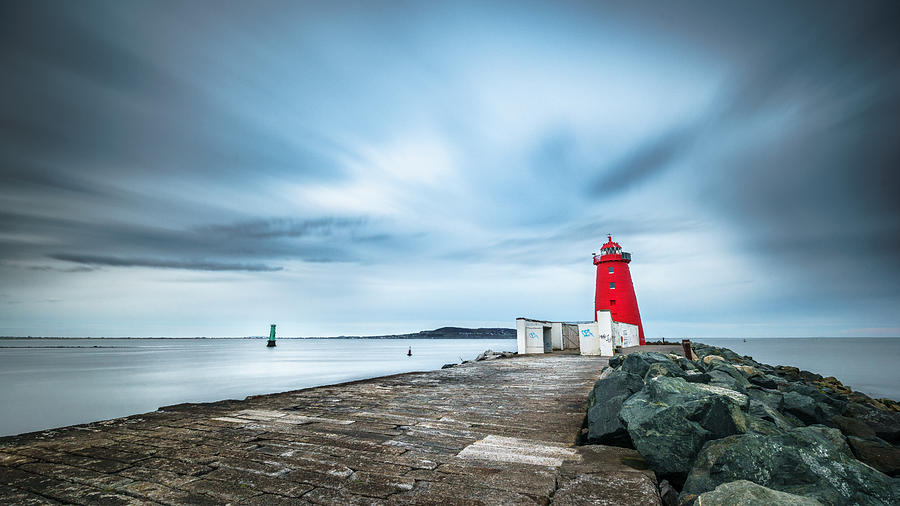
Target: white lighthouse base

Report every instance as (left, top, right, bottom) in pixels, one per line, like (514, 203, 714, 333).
(577, 317, 613, 356)
(603, 311, 640, 348)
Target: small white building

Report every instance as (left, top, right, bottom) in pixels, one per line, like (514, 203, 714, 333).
(516, 311, 640, 357)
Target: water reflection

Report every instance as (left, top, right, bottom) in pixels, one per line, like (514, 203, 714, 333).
(0, 338, 516, 436)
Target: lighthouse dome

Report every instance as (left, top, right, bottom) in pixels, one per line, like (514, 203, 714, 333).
(594, 235, 631, 263)
(601, 235, 621, 251)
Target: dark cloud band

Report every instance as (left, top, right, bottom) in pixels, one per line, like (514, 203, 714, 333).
(50, 254, 283, 272)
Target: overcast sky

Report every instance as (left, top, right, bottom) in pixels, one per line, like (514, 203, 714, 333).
(1, 1, 898, 337)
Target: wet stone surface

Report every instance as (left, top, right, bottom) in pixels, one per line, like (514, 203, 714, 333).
(1, 353, 659, 505)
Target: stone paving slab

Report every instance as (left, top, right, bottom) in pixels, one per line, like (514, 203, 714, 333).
(1, 353, 661, 505)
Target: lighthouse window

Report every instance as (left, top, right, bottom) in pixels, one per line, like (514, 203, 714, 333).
(608, 266, 614, 274)
(610, 282, 615, 289)
(610, 299, 616, 306)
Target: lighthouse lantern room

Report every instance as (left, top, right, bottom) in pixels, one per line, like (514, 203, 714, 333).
(593, 235, 645, 345)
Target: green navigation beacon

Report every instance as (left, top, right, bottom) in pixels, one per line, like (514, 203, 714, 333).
(267, 324, 277, 347)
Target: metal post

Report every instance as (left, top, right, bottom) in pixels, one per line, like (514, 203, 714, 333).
(681, 339, 692, 360)
(267, 324, 276, 347)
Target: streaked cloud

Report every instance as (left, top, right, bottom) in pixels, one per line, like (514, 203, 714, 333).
(0, 0, 898, 337)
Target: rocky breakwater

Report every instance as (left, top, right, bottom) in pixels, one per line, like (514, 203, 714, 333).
(584, 343, 900, 505)
(442, 349, 516, 369)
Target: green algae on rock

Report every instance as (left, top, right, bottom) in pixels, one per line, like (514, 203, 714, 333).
(680, 425, 898, 505)
(693, 480, 823, 505)
(619, 376, 747, 485)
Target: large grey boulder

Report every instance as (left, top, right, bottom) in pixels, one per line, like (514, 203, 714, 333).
(748, 400, 796, 432)
(846, 436, 900, 477)
(782, 391, 838, 426)
(705, 363, 751, 393)
(474, 349, 515, 361)
(644, 361, 687, 380)
(747, 387, 783, 411)
(693, 480, 822, 505)
(681, 426, 899, 505)
(621, 352, 672, 378)
(832, 414, 877, 439)
(644, 360, 687, 380)
(690, 383, 750, 409)
(748, 373, 781, 389)
(619, 377, 747, 485)
(608, 354, 626, 368)
(843, 403, 900, 444)
(644, 361, 711, 384)
(747, 388, 805, 427)
(586, 369, 645, 446)
(588, 368, 643, 407)
(692, 344, 743, 363)
(785, 382, 847, 413)
(682, 371, 712, 383)
(676, 357, 699, 372)
(743, 414, 786, 436)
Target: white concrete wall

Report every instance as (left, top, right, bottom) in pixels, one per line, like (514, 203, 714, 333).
(516, 318, 527, 354)
(550, 322, 563, 350)
(617, 322, 640, 347)
(597, 312, 614, 355)
(607, 315, 639, 348)
(596, 310, 614, 340)
(517, 318, 553, 354)
(525, 325, 547, 354)
(578, 317, 614, 356)
(577, 323, 600, 355)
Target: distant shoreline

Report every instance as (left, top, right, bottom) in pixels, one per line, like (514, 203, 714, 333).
(0, 337, 516, 342)
(0, 336, 517, 339)
(0, 326, 517, 340)
(4, 335, 898, 339)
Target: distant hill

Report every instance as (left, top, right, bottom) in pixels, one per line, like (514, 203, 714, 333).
(327, 327, 516, 339)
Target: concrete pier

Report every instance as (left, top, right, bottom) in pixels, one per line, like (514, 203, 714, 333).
(0, 353, 661, 505)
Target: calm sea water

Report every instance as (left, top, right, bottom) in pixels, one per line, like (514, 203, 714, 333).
(700, 338, 900, 400)
(0, 338, 515, 437)
(2, 337, 897, 438)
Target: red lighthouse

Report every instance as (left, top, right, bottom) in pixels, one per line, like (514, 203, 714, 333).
(594, 235, 645, 345)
